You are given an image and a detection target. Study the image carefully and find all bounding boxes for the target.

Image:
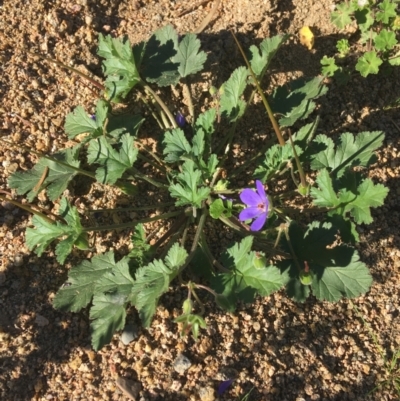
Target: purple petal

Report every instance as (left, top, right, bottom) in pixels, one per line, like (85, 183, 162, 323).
(250, 212, 267, 231)
(239, 207, 261, 221)
(218, 379, 234, 395)
(255, 180, 267, 202)
(239, 189, 261, 207)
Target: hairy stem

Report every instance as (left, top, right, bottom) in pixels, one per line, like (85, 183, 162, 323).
(190, 286, 205, 316)
(0, 194, 56, 224)
(140, 80, 177, 129)
(182, 79, 195, 120)
(178, 207, 209, 273)
(230, 29, 285, 146)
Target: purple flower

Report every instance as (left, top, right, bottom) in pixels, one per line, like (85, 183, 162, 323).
(218, 378, 234, 395)
(89, 114, 96, 121)
(239, 180, 269, 231)
(175, 112, 186, 128)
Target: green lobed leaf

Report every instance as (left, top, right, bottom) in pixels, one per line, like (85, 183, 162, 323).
(310, 131, 385, 177)
(254, 144, 293, 182)
(331, 3, 353, 29)
(53, 251, 118, 312)
(95, 257, 135, 296)
(163, 128, 192, 163)
(8, 146, 80, 202)
(65, 105, 99, 139)
(206, 154, 219, 176)
(42, 146, 81, 201)
(65, 100, 109, 139)
(311, 252, 373, 302)
(131, 243, 188, 327)
(191, 129, 205, 158)
(310, 169, 341, 208)
(174, 33, 207, 78)
(279, 221, 372, 302)
(355, 51, 383, 77)
(209, 198, 225, 219)
(98, 34, 141, 102)
(26, 216, 66, 258)
(212, 237, 284, 305)
(269, 77, 327, 128)
(220, 66, 248, 123)
(376, 0, 397, 24)
(169, 160, 210, 208)
(311, 169, 388, 224)
(280, 221, 346, 268)
(165, 241, 189, 269)
(374, 29, 397, 51)
(209, 198, 232, 219)
(26, 197, 83, 264)
(194, 108, 216, 138)
(87, 133, 138, 184)
(8, 160, 48, 202)
(321, 56, 340, 77)
(249, 34, 289, 77)
(344, 178, 389, 224)
(90, 293, 127, 350)
(141, 25, 180, 86)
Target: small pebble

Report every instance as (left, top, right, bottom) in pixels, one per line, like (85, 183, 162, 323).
(13, 254, 24, 267)
(198, 385, 215, 401)
(121, 323, 139, 345)
(35, 314, 49, 327)
(173, 353, 191, 374)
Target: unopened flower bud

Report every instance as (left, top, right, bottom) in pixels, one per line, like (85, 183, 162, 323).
(175, 112, 186, 128)
(299, 269, 314, 285)
(253, 252, 267, 269)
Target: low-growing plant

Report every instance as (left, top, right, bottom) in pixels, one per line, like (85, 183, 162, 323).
(322, 0, 400, 80)
(3, 25, 389, 350)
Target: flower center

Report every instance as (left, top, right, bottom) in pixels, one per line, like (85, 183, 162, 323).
(257, 202, 266, 212)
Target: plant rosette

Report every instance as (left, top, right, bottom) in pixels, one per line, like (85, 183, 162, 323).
(5, 25, 388, 350)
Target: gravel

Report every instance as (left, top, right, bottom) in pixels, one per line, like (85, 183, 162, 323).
(0, 0, 399, 400)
